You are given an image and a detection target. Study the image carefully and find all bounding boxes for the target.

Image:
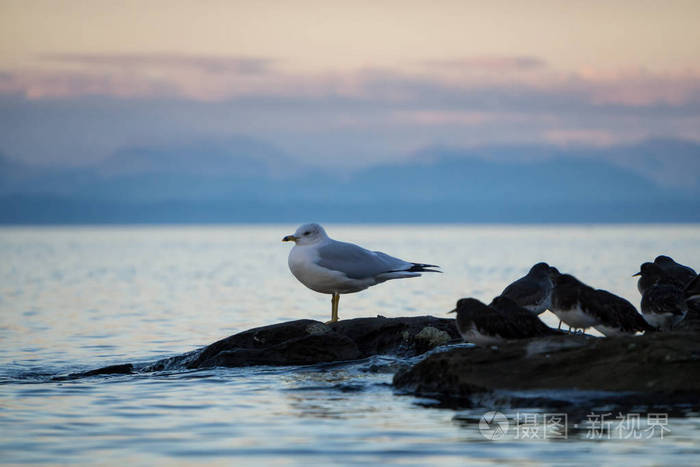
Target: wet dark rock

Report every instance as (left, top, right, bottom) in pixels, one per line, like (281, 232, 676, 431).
(393, 331, 700, 407)
(328, 316, 456, 358)
(55, 363, 134, 380)
(141, 316, 460, 371)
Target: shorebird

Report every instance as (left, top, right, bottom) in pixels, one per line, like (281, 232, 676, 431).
(489, 295, 558, 337)
(635, 263, 688, 330)
(654, 255, 697, 287)
(589, 289, 653, 336)
(641, 283, 688, 330)
(500, 262, 556, 315)
(550, 273, 599, 333)
(635, 262, 665, 295)
(449, 297, 556, 346)
(654, 256, 700, 317)
(282, 223, 440, 323)
(636, 258, 697, 295)
(686, 274, 700, 303)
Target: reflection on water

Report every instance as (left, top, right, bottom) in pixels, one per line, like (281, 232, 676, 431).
(1, 225, 700, 465)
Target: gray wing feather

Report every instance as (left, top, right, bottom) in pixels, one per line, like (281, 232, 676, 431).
(315, 240, 411, 279)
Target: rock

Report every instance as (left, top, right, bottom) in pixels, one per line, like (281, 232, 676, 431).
(414, 326, 452, 354)
(327, 315, 459, 358)
(140, 315, 460, 371)
(393, 331, 700, 407)
(54, 363, 134, 380)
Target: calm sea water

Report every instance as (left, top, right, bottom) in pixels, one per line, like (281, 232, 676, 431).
(1, 224, 700, 465)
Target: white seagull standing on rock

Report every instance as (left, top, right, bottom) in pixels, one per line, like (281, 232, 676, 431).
(282, 223, 441, 323)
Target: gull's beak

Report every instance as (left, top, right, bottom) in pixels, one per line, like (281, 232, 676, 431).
(632, 272, 641, 277)
(282, 235, 298, 242)
(448, 309, 456, 314)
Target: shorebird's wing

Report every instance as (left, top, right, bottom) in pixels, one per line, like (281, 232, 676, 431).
(643, 285, 686, 316)
(590, 289, 650, 331)
(685, 275, 700, 301)
(315, 240, 415, 280)
(501, 279, 544, 307)
(473, 310, 523, 339)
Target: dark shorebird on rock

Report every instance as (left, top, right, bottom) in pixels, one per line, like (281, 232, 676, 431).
(500, 262, 556, 315)
(635, 263, 688, 330)
(589, 289, 653, 336)
(449, 297, 556, 346)
(635, 262, 665, 295)
(641, 284, 688, 331)
(636, 257, 697, 295)
(654, 255, 697, 287)
(489, 295, 559, 337)
(654, 256, 700, 322)
(551, 270, 651, 336)
(686, 274, 700, 303)
(550, 273, 599, 333)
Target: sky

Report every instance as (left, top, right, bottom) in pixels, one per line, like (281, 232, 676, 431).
(1, 0, 699, 168)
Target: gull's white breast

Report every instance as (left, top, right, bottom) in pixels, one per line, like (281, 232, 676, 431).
(288, 243, 375, 294)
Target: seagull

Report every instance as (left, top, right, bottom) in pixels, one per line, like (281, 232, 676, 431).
(449, 297, 555, 346)
(500, 262, 556, 315)
(282, 223, 440, 323)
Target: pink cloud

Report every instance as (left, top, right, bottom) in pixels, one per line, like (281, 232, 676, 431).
(42, 53, 274, 75)
(426, 55, 547, 72)
(543, 129, 628, 147)
(572, 67, 700, 106)
(1, 52, 699, 110)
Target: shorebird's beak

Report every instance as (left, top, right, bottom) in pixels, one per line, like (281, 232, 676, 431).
(632, 272, 641, 277)
(448, 309, 456, 314)
(282, 235, 298, 242)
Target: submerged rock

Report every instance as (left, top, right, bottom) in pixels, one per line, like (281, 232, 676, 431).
(65, 316, 461, 378)
(170, 315, 460, 369)
(54, 363, 134, 381)
(393, 331, 700, 406)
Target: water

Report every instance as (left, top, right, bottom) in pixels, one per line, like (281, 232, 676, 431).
(1, 224, 700, 465)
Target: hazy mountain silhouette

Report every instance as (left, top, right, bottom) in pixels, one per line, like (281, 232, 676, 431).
(1, 139, 698, 223)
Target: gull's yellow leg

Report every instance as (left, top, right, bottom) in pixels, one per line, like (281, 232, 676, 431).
(326, 293, 340, 324)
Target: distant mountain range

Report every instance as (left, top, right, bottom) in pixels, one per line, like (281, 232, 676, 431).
(1, 139, 699, 223)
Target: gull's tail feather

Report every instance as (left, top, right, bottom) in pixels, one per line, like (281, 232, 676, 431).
(407, 263, 442, 273)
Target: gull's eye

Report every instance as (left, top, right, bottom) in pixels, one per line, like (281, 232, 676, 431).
(304, 231, 311, 236)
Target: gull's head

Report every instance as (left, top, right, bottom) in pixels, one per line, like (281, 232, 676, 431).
(282, 223, 328, 245)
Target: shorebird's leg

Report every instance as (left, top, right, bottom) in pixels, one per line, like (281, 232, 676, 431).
(558, 320, 562, 330)
(326, 293, 340, 324)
